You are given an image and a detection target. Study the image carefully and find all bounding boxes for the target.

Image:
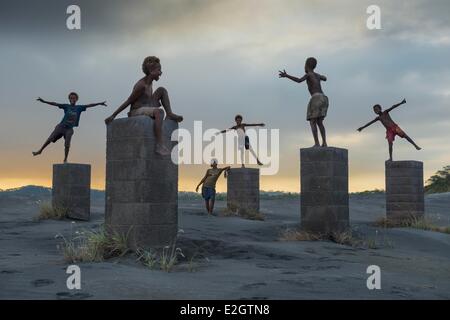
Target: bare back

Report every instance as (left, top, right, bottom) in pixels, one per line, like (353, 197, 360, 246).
(306, 72, 324, 96)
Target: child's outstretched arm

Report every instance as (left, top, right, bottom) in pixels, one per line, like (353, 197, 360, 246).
(36, 97, 60, 107)
(216, 126, 236, 135)
(85, 101, 107, 108)
(105, 84, 145, 124)
(243, 123, 265, 127)
(278, 69, 308, 83)
(386, 98, 406, 112)
(357, 118, 378, 132)
(319, 74, 327, 81)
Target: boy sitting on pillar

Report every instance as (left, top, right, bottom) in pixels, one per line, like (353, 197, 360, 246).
(105, 56, 183, 155)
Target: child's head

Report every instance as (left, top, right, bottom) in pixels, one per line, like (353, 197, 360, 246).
(305, 57, 317, 72)
(68, 92, 79, 104)
(142, 56, 162, 81)
(235, 114, 243, 124)
(373, 104, 382, 114)
(210, 158, 218, 168)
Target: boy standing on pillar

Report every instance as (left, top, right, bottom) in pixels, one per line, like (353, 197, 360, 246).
(279, 57, 329, 147)
(33, 92, 107, 163)
(357, 98, 421, 161)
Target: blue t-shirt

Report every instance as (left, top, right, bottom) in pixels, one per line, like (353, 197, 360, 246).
(58, 104, 86, 128)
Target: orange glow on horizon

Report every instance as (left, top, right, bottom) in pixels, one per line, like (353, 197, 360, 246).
(1, 175, 388, 193)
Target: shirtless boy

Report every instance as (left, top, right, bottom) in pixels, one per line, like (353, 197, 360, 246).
(357, 98, 421, 161)
(279, 57, 329, 147)
(217, 114, 265, 167)
(104, 56, 183, 155)
(196, 159, 230, 215)
(33, 92, 107, 163)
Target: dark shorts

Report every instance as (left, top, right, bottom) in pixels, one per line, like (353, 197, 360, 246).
(202, 186, 216, 201)
(49, 124, 74, 147)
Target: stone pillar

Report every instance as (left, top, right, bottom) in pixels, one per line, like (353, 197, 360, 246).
(227, 168, 260, 214)
(300, 147, 349, 234)
(105, 116, 178, 250)
(385, 160, 424, 220)
(52, 163, 91, 221)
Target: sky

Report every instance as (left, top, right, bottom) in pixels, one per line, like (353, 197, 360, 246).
(0, 0, 449, 192)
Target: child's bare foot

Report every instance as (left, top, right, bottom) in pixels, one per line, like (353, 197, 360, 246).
(416, 146, 422, 150)
(312, 144, 320, 148)
(32, 151, 41, 156)
(155, 144, 171, 156)
(257, 160, 263, 166)
(322, 142, 328, 147)
(167, 113, 183, 122)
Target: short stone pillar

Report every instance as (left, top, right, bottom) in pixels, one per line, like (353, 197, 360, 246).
(227, 168, 260, 214)
(52, 163, 91, 221)
(105, 116, 178, 250)
(385, 160, 424, 220)
(300, 147, 349, 234)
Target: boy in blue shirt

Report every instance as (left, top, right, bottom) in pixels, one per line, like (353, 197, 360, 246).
(33, 92, 107, 163)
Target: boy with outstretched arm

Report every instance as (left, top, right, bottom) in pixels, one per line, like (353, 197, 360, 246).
(279, 57, 329, 147)
(357, 98, 421, 161)
(217, 114, 265, 167)
(33, 92, 107, 162)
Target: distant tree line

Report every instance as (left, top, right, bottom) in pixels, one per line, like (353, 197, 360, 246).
(425, 165, 450, 194)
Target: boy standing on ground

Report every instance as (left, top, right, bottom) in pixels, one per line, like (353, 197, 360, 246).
(196, 159, 230, 215)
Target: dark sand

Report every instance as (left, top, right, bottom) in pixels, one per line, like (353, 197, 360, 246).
(0, 193, 449, 299)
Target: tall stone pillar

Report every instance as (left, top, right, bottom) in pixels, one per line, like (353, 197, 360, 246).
(105, 116, 178, 250)
(300, 147, 349, 234)
(227, 168, 260, 214)
(385, 160, 424, 220)
(52, 163, 91, 221)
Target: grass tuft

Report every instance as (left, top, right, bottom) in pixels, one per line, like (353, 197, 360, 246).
(56, 225, 130, 263)
(374, 216, 450, 234)
(136, 241, 185, 273)
(221, 203, 265, 221)
(279, 228, 361, 247)
(35, 201, 68, 220)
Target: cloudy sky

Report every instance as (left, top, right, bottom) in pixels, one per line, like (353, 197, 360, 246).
(0, 0, 449, 192)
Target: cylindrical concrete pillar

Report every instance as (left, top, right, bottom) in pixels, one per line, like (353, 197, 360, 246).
(52, 163, 91, 221)
(385, 160, 424, 220)
(105, 116, 178, 250)
(300, 147, 349, 234)
(227, 168, 260, 214)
